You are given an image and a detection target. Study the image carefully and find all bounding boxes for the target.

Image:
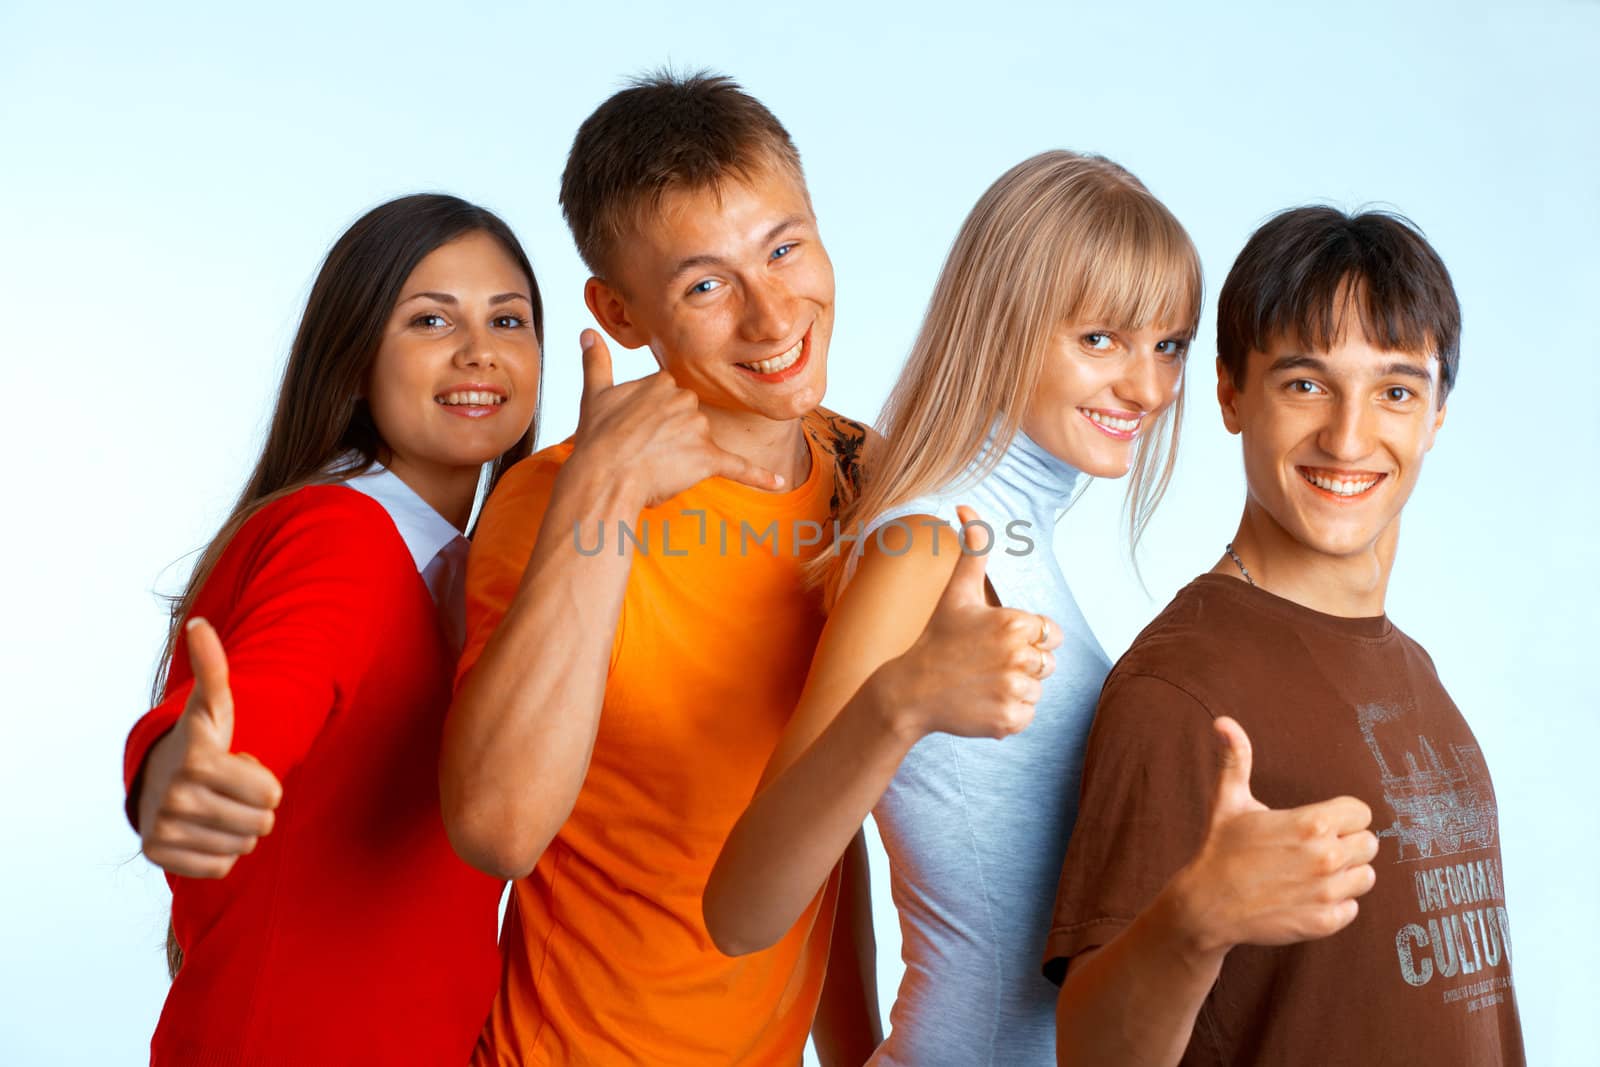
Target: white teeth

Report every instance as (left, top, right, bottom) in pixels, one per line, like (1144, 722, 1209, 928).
(1302, 470, 1379, 496)
(740, 340, 803, 375)
(1084, 409, 1142, 433)
(435, 390, 505, 406)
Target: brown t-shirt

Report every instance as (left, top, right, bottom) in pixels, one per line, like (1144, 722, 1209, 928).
(1045, 574, 1526, 1066)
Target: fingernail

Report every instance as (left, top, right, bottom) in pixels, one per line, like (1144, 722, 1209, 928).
(580, 329, 596, 351)
(773, 474, 785, 488)
(186, 618, 204, 631)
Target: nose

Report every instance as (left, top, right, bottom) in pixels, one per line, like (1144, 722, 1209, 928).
(741, 274, 798, 344)
(1318, 394, 1375, 462)
(1115, 348, 1176, 414)
(453, 318, 498, 370)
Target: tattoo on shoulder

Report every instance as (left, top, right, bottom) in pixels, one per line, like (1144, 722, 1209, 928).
(805, 410, 868, 522)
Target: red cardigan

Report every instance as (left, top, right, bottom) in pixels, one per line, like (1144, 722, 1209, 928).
(124, 485, 502, 1066)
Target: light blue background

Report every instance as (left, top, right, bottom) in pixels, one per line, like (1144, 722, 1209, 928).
(2, 1, 1595, 1062)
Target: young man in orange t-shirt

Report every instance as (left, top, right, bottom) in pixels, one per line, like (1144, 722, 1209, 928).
(439, 72, 1065, 1065)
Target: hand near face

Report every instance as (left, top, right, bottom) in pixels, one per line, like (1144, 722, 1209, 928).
(138, 619, 284, 879)
(881, 506, 1063, 741)
(1167, 716, 1379, 953)
(571, 330, 784, 507)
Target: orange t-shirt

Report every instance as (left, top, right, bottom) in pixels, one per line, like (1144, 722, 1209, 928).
(461, 409, 866, 1066)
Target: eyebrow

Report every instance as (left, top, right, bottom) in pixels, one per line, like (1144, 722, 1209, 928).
(1267, 352, 1434, 383)
(666, 215, 809, 280)
(398, 291, 531, 307)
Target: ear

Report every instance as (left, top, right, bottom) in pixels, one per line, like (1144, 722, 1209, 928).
(584, 277, 648, 349)
(1216, 356, 1243, 435)
(1423, 399, 1448, 453)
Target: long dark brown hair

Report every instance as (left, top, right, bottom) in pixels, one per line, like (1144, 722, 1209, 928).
(155, 194, 543, 976)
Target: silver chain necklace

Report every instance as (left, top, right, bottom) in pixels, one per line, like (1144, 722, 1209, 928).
(1225, 543, 1256, 587)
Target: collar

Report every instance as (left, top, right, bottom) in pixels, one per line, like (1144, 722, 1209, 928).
(975, 426, 1083, 513)
(341, 464, 465, 574)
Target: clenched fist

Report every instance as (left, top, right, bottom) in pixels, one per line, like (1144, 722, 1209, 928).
(1166, 716, 1380, 955)
(879, 505, 1064, 741)
(137, 619, 283, 879)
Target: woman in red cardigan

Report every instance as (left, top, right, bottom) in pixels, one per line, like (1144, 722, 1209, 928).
(124, 194, 542, 1065)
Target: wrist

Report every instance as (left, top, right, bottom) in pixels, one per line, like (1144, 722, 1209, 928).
(1151, 864, 1232, 974)
(860, 657, 926, 750)
(558, 449, 648, 517)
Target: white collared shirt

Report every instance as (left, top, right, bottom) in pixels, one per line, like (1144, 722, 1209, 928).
(342, 464, 470, 653)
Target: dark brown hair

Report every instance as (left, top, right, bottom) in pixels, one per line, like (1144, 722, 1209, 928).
(558, 69, 804, 279)
(153, 193, 542, 977)
(1217, 206, 1460, 406)
(154, 194, 542, 705)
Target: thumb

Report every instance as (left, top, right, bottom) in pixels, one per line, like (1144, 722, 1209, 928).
(579, 329, 613, 408)
(937, 505, 992, 610)
(182, 617, 234, 749)
(1209, 715, 1258, 821)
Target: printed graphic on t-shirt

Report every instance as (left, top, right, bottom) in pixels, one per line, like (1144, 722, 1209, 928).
(1359, 702, 1515, 1014)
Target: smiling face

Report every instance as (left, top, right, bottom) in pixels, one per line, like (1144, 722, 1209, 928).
(585, 160, 834, 425)
(366, 230, 541, 489)
(1220, 328, 1447, 560)
(1021, 322, 1190, 478)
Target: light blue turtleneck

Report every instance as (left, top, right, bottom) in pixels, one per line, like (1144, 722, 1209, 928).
(859, 429, 1111, 1066)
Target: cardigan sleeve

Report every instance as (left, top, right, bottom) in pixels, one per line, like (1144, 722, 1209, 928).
(124, 487, 407, 825)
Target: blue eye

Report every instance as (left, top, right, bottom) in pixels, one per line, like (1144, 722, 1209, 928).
(690, 279, 721, 295)
(771, 242, 796, 261)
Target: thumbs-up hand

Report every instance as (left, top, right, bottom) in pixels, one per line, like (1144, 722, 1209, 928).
(1165, 717, 1379, 954)
(878, 506, 1063, 741)
(570, 329, 784, 507)
(137, 618, 284, 879)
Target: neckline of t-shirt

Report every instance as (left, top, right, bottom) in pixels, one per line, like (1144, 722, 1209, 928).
(1189, 572, 1395, 642)
(671, 420, 830, 516)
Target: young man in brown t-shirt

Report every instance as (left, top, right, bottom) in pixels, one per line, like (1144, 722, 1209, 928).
(1045, 207, 1526, 1065)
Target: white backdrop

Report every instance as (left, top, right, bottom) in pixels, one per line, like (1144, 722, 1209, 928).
(2, 1, 1596, 1062)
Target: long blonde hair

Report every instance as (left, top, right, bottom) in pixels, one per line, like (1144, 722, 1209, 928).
(819, 151, 1201, 605)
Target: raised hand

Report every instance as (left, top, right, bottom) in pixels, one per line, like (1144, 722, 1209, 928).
(880, 506, 1064, 740)
(138, 618, 283, 879)
(571, 329, 783, 506)
(1168, 716, 1379, 953)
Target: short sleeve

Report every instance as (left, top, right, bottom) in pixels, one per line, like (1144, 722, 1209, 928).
(1043, 671, 1218, 983)
(456, 448, 627, 688)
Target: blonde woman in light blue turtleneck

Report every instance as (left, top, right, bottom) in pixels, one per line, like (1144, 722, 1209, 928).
(704, 150, 1202, 1065)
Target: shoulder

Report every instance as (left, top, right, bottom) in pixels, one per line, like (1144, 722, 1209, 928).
(234, 484, 405, 566)
(846, 510, 963, 605)
(487, 441, 576, 507)
(1103, 577, 1257, 713)
(475, 442, 575, 534)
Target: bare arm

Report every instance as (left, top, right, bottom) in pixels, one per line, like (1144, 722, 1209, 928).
(810, 830, 884, 1067)
(1053, 718, 1379, 1066)
(440, 332, 781, 879)
(704, 511, 1063, 955)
